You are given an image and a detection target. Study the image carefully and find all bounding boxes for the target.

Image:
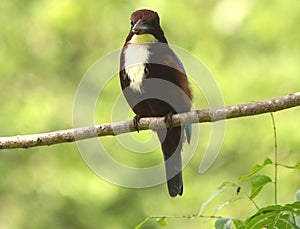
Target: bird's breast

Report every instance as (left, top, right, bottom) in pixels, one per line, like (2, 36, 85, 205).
(124, 44, 151, 94)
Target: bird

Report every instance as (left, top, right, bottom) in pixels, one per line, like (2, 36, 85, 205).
(119, 9, 193, 197)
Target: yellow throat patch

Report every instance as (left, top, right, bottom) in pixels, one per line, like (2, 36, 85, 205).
(129, 34, 157, 44)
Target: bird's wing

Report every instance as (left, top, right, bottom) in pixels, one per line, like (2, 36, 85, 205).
(173, 51, 186, 74)
(172, 50, 192, 144)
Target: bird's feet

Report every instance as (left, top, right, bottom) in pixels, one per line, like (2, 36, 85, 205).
(164, 112, 174, 129)
(133, 115, 141, 132)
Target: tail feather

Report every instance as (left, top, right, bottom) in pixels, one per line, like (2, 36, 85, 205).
(157, 127, 183, 197)
(185, 124, 192, 144)
(164, 149, 183, 197)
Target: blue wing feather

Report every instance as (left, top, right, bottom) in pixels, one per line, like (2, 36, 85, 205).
(173, 51, 192, 143)
(174, 51, 192, 144)
(185, 124, 192, 144)
(173, 51, 186, 74)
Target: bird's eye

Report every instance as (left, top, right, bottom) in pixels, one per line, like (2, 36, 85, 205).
(130, 21, 134, 26)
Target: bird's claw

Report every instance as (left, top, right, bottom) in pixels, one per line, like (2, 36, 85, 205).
(164, 112, 173, 129)
(133, 115, 141, 132)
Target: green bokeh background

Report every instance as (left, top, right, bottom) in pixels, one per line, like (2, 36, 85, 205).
(0, 0, 299, 228)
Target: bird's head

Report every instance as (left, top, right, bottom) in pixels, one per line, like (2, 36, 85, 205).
(126, 9, 167, 44)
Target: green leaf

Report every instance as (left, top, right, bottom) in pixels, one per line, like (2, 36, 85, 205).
(247, 218, 274, 229)
(213, 197, 242, 216)
(246, 211, 279, 229)
(199, 182, 236, 215)
(245, 203, 300, 229)
(156, 217, 167, 227)
(256, 204, 281, 213)
(217, 181, 238, 191)
(237, 158, 272, 182)
(232, 219, 245, 229)
(296, 191, 300, 226)
(280, 163, 300, 169)
(134, 217, 150, 229)
(250, 175, 272, 199)
(263, 158, 273, 165)
(215, 218, 232, 229)
(276, 216, 297, 229)
(284, 201, 300, 214)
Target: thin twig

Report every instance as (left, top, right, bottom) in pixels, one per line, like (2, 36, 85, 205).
(0, 92, 300, 150)
(270, 113, 278, 205)
(248, 195, 260, 210)
(135, 214, 222, 228)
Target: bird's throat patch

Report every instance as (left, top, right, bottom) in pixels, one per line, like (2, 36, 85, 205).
(129, 34, 157, 44)
(124, 44, 151, 94)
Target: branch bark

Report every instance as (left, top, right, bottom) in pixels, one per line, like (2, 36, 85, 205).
(1, 92, 300, 150)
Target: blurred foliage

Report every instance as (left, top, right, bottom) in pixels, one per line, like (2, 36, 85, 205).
(0, 0, 300, 228)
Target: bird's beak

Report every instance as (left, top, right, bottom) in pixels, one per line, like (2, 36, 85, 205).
(132, 19, 150, 35)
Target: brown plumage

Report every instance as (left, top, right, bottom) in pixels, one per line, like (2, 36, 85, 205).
(119, 9, 192, 197)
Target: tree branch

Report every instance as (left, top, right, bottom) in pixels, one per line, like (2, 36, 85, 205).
(1, 92, 300, 150)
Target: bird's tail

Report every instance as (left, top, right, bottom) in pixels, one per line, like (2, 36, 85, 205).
(157, 127, 183, 197)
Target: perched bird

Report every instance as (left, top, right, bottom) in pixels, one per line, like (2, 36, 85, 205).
(119, 9, 193, 197)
